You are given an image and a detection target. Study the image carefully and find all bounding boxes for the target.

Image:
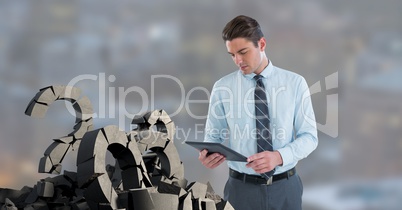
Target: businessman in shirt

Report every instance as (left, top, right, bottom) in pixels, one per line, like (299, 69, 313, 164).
(198, 15, 318, 209)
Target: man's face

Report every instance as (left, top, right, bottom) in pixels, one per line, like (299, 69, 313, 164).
(226, 37, 267, 75)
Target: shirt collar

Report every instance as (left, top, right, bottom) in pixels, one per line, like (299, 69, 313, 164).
(243, 60, 274, 80)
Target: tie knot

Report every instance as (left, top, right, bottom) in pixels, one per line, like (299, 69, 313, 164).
(254, 75, 264, 88)
(254, 75, 263, 81)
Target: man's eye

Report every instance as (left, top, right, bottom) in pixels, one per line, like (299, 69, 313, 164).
(239, 51, 247, 55)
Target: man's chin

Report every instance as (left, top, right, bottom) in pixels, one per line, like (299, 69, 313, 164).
(240, 69, 251, 75)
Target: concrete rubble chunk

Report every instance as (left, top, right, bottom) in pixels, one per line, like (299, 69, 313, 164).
(186, 182, 207, 200)
(72, 96, 93, 121)
(172, 178, 188, 189)
(158, 141, 183, 179)
(106, 162, 122, 190)
(23, 200, 49, 210)
(33, 87, 57, 105)
(131, 115, 147, 124)
(69, 200, 89, 210)
(205, 182, 222, 204)
(126, 140, 144, 166)
(206, 182, 214, 194)
(178, 192, 193, 210)
(192, 199, 202, 210)
(150, 192, 178, 210)
(1, 198, 18, 210)
(71, 118, 93, 140)
(24, 101, 48, 118)
(54, 86, 81, 101)
(144, 110, 160, 125)
(53, 136, 74, 144)
(76, 128, 108, 165)
(85, 200, 99, 210)
(157, 181, 186, 198)
(52, 165, 63, 175)
(201, 198, 217, 210)
(63, 171, 77, 183)
(119, 188, 155, 210)
(24, 185, 38, 204)
(215, 200, 235, 210)
(44, 142, 71, 167)
(36, 181, 54, 198)
(136, 131, 167, 149)
(164, 121, 176, 141)
(0, 187, 31, 207)
(45, 175, 72, 189)
(84, 175, 115, 208)
(38, 157, 53, 174)
(171, 163, 185, 180)
(120, 167, 142, 190)
(158, 110, 172, 124)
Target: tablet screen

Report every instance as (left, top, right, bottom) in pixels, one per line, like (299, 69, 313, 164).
(185, 141, 247, 162)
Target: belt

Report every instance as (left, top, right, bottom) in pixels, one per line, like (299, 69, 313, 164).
(229, 168, 296, 185)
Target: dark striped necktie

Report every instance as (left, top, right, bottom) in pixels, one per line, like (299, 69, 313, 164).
(254, 75, 275, 179)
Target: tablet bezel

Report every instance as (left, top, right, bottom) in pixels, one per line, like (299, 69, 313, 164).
(185, 141, 247, 162)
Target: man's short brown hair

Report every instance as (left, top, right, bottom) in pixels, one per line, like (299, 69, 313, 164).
(222, 15, 264, 47)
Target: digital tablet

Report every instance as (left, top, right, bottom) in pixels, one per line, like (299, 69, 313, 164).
(185, 141, 247, 162)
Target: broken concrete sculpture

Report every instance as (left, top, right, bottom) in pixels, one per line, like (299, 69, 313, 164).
(0, 85, 233, 210)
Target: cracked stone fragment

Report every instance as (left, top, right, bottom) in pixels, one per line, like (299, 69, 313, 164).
(24, 100, 48, 118)
(72, 96, 93, 121)
(158, 141, 183, 178)
(150, 192, 178, 210)
(120, 167, 142, 190)
(157, 181, 186, 198)
(24, 185, 38, 204)
(119, 188, 155, 210)
(32, 87, 57, 104)
(144, 110, 160, 126)
(36, 181, 54, 198)
(76, 129, 108, 165)
(38, 156, 53, 173)
(1, 198, 17, 210)
(84, 174, 118, 210)
(44, 142, 71, 168)
(215, 200, 234, 210)
(53, 86, 81, 101)
(201, 199, 216, 210)
(186, 182, 207, 200)
(179, 192, 193, 210)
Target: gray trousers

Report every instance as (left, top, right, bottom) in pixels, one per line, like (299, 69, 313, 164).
(223, 173, 303, 210)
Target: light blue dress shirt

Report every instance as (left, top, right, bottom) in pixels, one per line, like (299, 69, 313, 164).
(204, 61, 318, 175)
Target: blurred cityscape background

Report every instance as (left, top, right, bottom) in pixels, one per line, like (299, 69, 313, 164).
(1, 0, 401, 209)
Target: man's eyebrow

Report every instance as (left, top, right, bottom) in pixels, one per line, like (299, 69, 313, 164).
(228, 47, 248, 55)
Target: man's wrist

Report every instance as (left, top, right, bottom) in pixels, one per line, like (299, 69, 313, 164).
(274, 150, 283, 166)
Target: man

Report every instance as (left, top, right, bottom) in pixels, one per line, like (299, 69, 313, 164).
(198, 15, 318, 209)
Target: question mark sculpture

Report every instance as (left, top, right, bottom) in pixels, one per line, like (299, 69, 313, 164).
(25, 85, 94, 174)
(19, 85, 233, 210)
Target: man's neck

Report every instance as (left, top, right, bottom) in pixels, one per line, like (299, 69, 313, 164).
(254, 57, 269, 75)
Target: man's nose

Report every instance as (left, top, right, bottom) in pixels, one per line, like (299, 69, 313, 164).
(234, 55, 242, 65)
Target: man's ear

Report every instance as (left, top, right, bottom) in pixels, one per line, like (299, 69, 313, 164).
(259, 37, 266, 51)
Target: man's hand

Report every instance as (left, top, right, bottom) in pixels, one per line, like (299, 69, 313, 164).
(198, 149, 226, 169)
(246, 151, 283, 174)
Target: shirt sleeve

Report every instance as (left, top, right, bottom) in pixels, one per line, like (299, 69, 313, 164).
(204, 82, 229, 143)
(277, 77, 318, 167)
